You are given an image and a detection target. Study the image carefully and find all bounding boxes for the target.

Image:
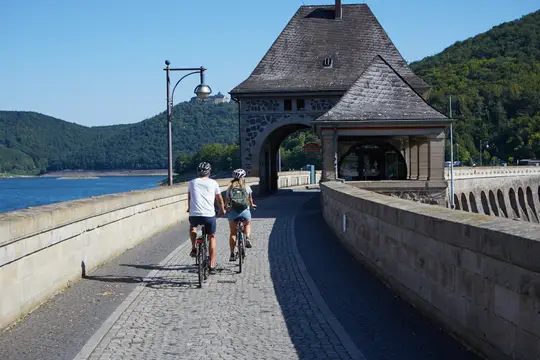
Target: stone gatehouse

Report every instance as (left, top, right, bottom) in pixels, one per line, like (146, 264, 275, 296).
(230, 2, 450, 197)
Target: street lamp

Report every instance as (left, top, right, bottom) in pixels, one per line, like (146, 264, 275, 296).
(479, 140, 489, 167)
(164, 60, 212, 186)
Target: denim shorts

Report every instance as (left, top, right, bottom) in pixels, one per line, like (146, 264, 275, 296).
(227, 208, 251, 222)
(188, 216, 217, 234)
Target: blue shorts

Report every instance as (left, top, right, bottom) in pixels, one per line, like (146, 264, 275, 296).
(189, 216, 217, 235)
(227, 208, 251, 222)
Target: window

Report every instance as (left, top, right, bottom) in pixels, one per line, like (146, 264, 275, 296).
(284, 99, 292, 111)
(296, 99, 305, 111)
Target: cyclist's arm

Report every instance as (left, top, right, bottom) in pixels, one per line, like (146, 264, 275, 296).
(215, 182, 226, 214)
(186, 187, 191, 213)
(248, 186, 256, 208)
(216, 193, 226, 214)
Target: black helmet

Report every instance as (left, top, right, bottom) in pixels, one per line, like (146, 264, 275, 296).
(198, 162, 211, 176)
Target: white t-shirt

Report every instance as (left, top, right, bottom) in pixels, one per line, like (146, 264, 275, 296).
(188, 177, 221, 217)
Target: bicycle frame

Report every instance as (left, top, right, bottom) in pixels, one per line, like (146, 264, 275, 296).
(235, 218, 246, 273)
(196, 225, 210, 287)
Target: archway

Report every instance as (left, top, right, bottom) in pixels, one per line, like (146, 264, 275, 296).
(258, 123, 312, 194)
(338, 138, 407, 180)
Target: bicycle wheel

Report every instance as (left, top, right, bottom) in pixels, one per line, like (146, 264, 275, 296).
(203, 242, 209, 280)
(197, 242, 204, 288)
(238, 232, 243, 274)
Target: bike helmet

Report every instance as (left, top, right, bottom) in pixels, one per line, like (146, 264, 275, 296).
(198, 162, 211, 176)
(232, 168, 246, 180)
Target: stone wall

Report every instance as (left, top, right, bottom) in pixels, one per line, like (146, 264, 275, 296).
(0, 172, 309, 330)
(239, 96, 339, 176)
(445, 167, 540, 223)
(321, 181, 540, 360)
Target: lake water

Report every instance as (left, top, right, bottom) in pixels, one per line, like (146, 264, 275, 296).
(0, 176, 164, 213)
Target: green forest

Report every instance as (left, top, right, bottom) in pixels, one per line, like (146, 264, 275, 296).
(410, 9, 540, 165)
(1, 9, 539, 174)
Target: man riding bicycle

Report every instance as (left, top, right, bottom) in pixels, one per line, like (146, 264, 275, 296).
(225, 168, 256, 262)
(187, 162, 226, 275)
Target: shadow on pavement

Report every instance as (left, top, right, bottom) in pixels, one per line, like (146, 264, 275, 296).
(85, 265, 198, 289)
(263, 191, 480, 360)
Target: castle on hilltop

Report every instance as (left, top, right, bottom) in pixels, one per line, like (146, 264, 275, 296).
(190, 92, 229, 104)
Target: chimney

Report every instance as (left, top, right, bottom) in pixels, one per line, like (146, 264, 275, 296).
(335, 0, 342, 20)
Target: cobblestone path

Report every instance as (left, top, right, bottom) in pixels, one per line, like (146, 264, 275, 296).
(76, 189, 356, 360)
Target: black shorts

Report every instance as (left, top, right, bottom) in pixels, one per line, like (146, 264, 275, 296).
(189, 216, 217, 235)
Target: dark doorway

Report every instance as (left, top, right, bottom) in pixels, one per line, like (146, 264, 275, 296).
(339, 139, 407, 180)
(259, 124, 312, 194)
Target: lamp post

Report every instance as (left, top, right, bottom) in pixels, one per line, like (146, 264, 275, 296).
(449, 95, 455, 209)
(479, 139, 489, 167)
(164, 60, 212, 186)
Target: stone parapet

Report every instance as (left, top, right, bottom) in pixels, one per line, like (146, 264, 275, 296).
(0, 172, 306, 330)
(445, 166, 540, 180)
(321, 181, 540, 360)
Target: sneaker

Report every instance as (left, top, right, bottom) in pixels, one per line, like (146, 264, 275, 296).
(245, 238, 253, 248)
(189, 248, 197, 257)
(209, 267, 217, 275)
(229, 253, 237, 262)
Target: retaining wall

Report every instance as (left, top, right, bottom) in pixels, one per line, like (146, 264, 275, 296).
(321, 181, 540, 360)
(0, 172, 309, 330)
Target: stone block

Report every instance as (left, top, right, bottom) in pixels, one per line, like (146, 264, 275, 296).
(479, 255, 540, 297)
(455, 267, 494, 310)
(513, 328, 540, 360)
(518, 292, 540, 338)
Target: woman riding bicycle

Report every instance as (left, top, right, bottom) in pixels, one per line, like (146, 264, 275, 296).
(225, 168, 256, 262)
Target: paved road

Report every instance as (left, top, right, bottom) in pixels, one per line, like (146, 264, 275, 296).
(0, 188, 481, 359)
(295, 195, 480, 360)
(0, 220, 192, 360)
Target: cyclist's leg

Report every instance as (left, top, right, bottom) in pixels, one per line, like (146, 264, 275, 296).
(204, 216, 217, 270)
(227, 210, 238, 260)
(188, 216, 201, 257)
(240, 210, 253, 248)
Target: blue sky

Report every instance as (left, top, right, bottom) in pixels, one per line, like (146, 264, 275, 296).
(1, 0, 538, 126)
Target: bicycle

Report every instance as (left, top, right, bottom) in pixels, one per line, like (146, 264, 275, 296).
(195, 224, 210, 288)
(235, 217, 247, 274)
(233, 206, 255, 274)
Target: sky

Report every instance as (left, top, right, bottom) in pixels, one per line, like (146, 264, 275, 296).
(0, 0, 538, 127)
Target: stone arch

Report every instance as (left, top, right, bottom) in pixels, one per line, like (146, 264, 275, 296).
(480, 191, 490, 215)
(469, 192, 479, 213)
(453, 194, 461, 210)
(488, 190, 499, 217)
(461, 193, 469, 212)
(243, 110, 314, 178)
(509, 188, 520, 219)
(258, 123, 312, 194)
(497, 189, 508, 218)
(338, 138, 407, 180)
(526, 186, 538, 222)
(518, 187, 530, 221)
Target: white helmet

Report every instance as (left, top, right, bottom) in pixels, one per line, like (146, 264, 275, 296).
(232, 168, 246, 180)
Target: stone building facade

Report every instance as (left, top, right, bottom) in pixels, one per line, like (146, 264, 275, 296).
(230, 2, 450, 198)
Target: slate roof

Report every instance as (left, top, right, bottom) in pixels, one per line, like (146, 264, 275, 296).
(313, 55, 448, 123)
(230, 4, 429, 95)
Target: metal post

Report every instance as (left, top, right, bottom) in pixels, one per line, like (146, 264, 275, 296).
(479, 140, 483, 167)
(449, 95, 455, 209)
(333, 129, 338, 180)
(165, 63, 173, 186)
